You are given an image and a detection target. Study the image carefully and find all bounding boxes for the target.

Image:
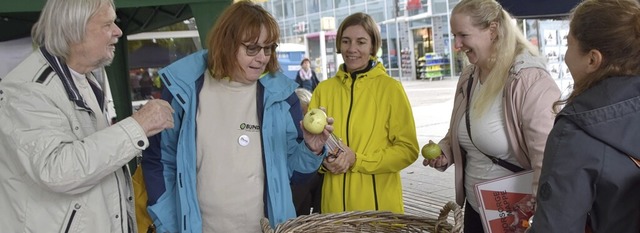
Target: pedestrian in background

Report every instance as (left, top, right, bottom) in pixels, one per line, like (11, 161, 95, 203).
(530, 0, 640, 232)
(141, 1, 332, 232)
(421, 0, 560, 232)
(0, 0, 174, 232)
(309, 12, 419, 214)
(295, 58, 320, 92)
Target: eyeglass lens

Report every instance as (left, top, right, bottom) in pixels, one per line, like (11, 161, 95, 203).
(244, 44, 277, 56)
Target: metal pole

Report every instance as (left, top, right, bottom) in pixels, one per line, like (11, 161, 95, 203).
(320, 30, 328, 81)
(446, 0, 455, 78)
(395, 0, 403, 81)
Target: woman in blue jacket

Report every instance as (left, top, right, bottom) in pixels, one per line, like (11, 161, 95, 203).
(141, 2, 333, 233)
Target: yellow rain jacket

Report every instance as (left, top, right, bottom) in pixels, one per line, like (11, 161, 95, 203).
(132, 166, 155, 233)
(309, 59, 419, 213)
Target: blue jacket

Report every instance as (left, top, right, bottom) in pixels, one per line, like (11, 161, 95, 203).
(142, 50, 324, 233)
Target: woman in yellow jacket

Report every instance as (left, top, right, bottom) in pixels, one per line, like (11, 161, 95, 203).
(309, 12, 419, 214)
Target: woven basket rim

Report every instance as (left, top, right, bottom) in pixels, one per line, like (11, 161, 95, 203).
(261, 201, 463, 233)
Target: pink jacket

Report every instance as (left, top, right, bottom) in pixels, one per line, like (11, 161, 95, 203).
(439, 52, 561, 206)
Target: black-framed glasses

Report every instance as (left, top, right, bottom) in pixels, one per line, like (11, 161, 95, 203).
(241, 43, 278, 56)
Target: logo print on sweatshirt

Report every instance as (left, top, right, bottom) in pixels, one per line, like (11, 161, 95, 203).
(240, 123, 261, 132)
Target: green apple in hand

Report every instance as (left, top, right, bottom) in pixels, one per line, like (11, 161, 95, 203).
(421, 140, 441, 160)
(303, 108, 327, 134)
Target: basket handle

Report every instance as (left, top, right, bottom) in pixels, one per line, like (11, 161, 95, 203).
(260, 218, 274, 233)
(435, 201, 463, 233)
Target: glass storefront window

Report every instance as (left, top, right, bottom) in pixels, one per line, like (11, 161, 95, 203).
(350, 3, 366, 15)
(294, 0, 305, 17)
(321, 1, 333, 12)
(308, 0, 319, 13)
(307, 13, 321, 32)
(273, 1, 283, 19)
(335, 8, 349, 23)
(284, 1, 294, 18)
(407, 0, 432, 16)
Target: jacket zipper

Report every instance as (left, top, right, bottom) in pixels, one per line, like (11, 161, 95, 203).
(343, 73, 380, 211)
(63, 210, 77, 233)
(343, 74, 355, 211)
(115, 169, 125, 233)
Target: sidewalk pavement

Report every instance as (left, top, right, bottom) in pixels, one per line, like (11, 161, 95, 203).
(398, 78, 459, 219)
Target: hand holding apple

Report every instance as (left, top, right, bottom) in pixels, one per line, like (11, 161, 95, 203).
(421, 140, 448, 168)
(421, 140, 441, 160)
(303, 108, 328, 134)
(300, 107, 334, 155)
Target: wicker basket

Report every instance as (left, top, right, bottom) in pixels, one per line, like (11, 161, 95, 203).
(261, 201, 462, 233)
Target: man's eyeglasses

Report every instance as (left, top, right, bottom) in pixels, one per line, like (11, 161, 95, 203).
(242, 43, 278, 56)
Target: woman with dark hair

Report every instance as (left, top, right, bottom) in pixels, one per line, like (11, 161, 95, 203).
(295, 58, 320, 92)
(530, 0, 640, 232)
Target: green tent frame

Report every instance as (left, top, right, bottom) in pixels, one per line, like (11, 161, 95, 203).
(0, 0, 231, 120)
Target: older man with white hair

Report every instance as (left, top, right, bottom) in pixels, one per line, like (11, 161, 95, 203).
(0, 0, 174, 232)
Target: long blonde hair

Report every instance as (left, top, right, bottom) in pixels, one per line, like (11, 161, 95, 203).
(453, 0, 539, 115)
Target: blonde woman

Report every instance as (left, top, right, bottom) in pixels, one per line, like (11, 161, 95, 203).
(422, 0, 561, 232)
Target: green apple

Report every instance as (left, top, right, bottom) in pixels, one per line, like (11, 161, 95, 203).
(421, 140, 441, 160)
(303, 108, 327, 134)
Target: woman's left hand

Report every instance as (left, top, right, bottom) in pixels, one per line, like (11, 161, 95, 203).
(300, 113, 334, 155)
(322, 140, 356, 174)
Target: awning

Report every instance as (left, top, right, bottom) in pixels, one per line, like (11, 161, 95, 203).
(497, 0, 581, 19)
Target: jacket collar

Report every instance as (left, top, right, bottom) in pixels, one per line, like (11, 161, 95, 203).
(159, 50, 297, 108)
(510, 51, 547, 76)
(334, 57, 387, 82)
(39, 47, 92, 111)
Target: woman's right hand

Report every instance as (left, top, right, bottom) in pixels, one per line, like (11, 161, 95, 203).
(422, 154, 448, 169)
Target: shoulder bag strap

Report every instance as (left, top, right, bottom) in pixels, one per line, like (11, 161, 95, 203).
(464, 73, 525, 173)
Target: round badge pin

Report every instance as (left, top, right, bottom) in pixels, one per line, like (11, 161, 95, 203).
(238, 135, 250, 147)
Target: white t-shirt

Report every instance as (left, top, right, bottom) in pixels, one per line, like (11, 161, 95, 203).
(458, 82, 518, 213)
(69, 69, 108, 129)
(196, 73, 264, 233)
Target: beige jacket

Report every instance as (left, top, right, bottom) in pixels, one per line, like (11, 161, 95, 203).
(439, 52, 561, 206)
(0, 50, 147, 233)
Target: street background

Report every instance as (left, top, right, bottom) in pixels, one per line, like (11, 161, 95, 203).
(399, 78, 458, 219)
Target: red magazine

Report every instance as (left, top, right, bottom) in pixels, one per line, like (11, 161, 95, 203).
(474, 170, 535, 233)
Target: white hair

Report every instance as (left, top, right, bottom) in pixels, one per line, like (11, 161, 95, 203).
(32, 0, 115, 61)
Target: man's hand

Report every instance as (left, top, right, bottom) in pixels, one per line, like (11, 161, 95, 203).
(131, 99, 174, 137)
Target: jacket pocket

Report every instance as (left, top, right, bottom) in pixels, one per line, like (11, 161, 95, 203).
(60, 202, 84, 233)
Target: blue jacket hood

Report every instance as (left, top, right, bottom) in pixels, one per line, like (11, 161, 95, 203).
(159, 50, 299, 106)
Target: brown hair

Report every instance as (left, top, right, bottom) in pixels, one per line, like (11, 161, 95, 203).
(205, 0, 280, 79)
(335, 12, 381, 56)
(557, 0, 640, 108)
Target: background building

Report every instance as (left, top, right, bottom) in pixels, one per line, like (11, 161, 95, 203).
(258, 0, 572, 97)
(259, 0, 461, 81)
